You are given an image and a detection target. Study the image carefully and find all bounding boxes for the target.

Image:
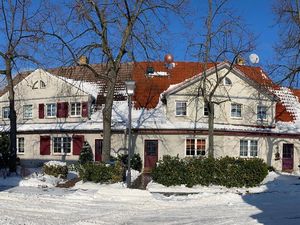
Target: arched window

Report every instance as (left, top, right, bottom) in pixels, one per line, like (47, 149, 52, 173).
(40, 80, 46, 89)
(223, 77, 232, 85)
(32, 81, 39, 89)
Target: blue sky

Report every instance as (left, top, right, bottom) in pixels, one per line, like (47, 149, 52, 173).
(168, 0, 279, 67)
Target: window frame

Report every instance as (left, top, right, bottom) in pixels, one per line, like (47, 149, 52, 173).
(40, 80, 46, 89)
(175, 101, 187, 116)
(223, 77, 232, 85)
(17, 137, 25, 154)
(231, 103, 242, 118)
(46, 103, 57, 118)
(203, 104, 209, 117)
(185, 138, 206, 156)
(2, 107, 9, 119)
(23, 104, 33, 119)
(53, 136, 72, 155)
(257, 105, 267, 120)
(70, 102, 81, 117)
(239, 139, 258, 158)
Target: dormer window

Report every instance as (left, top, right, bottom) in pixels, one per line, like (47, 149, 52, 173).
(32, 80, 46, 89)
(223, 77, 232, 85)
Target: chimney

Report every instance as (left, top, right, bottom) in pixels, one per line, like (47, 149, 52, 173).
(236, 56, 245, 65)
(78, 55, 89, 65)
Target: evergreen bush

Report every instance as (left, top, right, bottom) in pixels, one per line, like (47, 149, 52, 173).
(152, 155, 268, 188)
(43, 161, 68, 179)
(117, 153, 142, 172)
(79, 161, 124, 183)
(0, 134, 10, 162)
(79, 141, 93, 165)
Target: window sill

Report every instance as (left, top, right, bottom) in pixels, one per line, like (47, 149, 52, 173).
(45, 116, 56, 119)
(53, 153, 71, 156)
(17, 152, 25, 155)
(175, 114, 187, 117)
(231, 117, 242, 120)
(70, 115, 81, 118)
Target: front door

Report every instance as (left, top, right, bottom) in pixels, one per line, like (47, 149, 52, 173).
(282, 143, 294, 171)
(95, 139, 103, 162)
(144, 140, 158, 171)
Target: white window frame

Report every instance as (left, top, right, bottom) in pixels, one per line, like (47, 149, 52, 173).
(231, 103, 242, 118)
(23, 104, 33, 119)
(185, 138, 206, 156)
(17, 137, 25, 154)
(70, 102, 81, 117)
(175, 101, 187, 116)
(53, 136, 72, 155)
(40, 80, 46, 89)
(32, 81, 39, 89)
(2, 107, 9, 119)
(223, 77, 232, 85)
(257, 105, 267, 120)
(240, 140, 258, 157)
(46, 103, 56, 118)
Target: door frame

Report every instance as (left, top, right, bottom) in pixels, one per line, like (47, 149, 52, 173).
(282, 143, 294, 172)
(144, 139, 159, 172)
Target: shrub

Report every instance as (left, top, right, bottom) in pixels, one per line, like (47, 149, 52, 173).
(117, 153, 142, 172)
(43, 161, 68, 179)
(152, 155, 268, 188)
(79, 141, 93, 165)
(0, 134, 10, 162)
(79, 161, 124, 183)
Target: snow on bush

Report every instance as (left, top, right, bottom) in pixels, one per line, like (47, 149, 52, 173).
(43, 161, 68, 179)
(44, 161, 67, 167)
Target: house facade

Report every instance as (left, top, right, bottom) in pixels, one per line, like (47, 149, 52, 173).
(0, 62, 299, 172)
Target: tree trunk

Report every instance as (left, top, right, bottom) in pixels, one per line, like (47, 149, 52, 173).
(102, 70, 117, 162)
(6, 59, 17, 172)
(208, 102, 214, 158)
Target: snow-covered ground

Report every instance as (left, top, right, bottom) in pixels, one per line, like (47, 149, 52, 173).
(0, 171, 300, 225)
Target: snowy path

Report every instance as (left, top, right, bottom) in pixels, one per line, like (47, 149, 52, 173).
(0, 172, 300, 225)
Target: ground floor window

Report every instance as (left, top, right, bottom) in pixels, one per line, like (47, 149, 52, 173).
(53, 137, 71, 154)
(186, 138, 206, 156)
(240, 140, 258, 157)
(17, 137, 25, 154)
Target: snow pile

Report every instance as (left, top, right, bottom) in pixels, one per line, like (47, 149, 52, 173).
(148, 71, 169, 76)
(273, 87, 300, 122)
(20, 173, 64, 188)
(44, 161, 67, 167)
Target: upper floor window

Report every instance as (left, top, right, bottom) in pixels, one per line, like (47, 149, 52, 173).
(2, 107, 9, 119)
(53, 137, 71, 154)
(17, 137, 25, 154)
(231, 103, 242, 118)
(203, 104, 209, 116)
(46, 103, 56, 117)
(176, 101, 187, 116)
(23, 105, 33, 119)
(223, 77, 232, 85)
(257, 105, 267, 120)
(32, 81, 39, 89)
(240, 140, 258, 157)
(33, 80, 46, 89)
(71, 102, 81, 116)
(40, 80, 46, 89)
(186, 138, 206, 156)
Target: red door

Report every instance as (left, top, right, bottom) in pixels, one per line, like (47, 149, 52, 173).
(144, 140, 158, 171)
(282, 144, 294, 171)
(95, 139, 103, 162)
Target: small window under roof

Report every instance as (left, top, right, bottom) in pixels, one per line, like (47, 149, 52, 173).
(223, 77, 232, 85)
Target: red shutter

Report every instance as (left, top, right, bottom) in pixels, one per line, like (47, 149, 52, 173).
(40, 136, 51, 155)
(73, 135, 84, 155)
(82, 102, 89, 117)
(39, 104, 44, 119)
(57, 102, 68, 118)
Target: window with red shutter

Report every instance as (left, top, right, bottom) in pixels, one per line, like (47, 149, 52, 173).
(39, 104, 44, 119)
(73, 135, 84, 155)
(40, 136, 51, 155)
(82, 102, 89, 117)
(57, 102, 68, 118)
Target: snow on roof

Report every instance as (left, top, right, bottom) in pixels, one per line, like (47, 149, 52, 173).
(272, 87, 300, 122)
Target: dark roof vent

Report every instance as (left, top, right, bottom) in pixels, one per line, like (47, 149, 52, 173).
(146, 66, 155, 74)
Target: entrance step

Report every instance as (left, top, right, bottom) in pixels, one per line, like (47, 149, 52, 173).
(130, 173, 152, 190)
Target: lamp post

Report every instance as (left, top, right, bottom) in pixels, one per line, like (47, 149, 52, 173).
(125, 80, 135, 187)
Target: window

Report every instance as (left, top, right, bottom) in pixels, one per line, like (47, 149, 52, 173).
(186, 138, 206, 156)
(17, 137, 25, 154)
(231, 103, 242, 118)
(223, 77, 232, 85)
(203, 104, 209, 116)
(176, 101, 187, 116)
(70, 102, 81, 116)
(2, 107, 9, 119)
(32, 81, 38, 89)
(240, 140, 258, 157)
(40, 80, 46, 89)
(23, 105, 33, 119)
(53, 137, 71, 154)
(46, 103, 56, 117)
(257, 105, 267, 120)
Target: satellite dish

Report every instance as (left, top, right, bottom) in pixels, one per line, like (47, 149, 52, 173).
(249, 53, 259, 64)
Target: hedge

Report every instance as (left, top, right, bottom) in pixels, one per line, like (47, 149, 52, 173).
(152, 156, 268, 188)
(43, 161, 68, 179)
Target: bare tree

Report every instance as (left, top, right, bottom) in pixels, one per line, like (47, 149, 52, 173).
(0, 0, 44, 171)
(41, 0, 185, 162)
(190, 0, 254, 157)
(272, 0, 300, 86)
